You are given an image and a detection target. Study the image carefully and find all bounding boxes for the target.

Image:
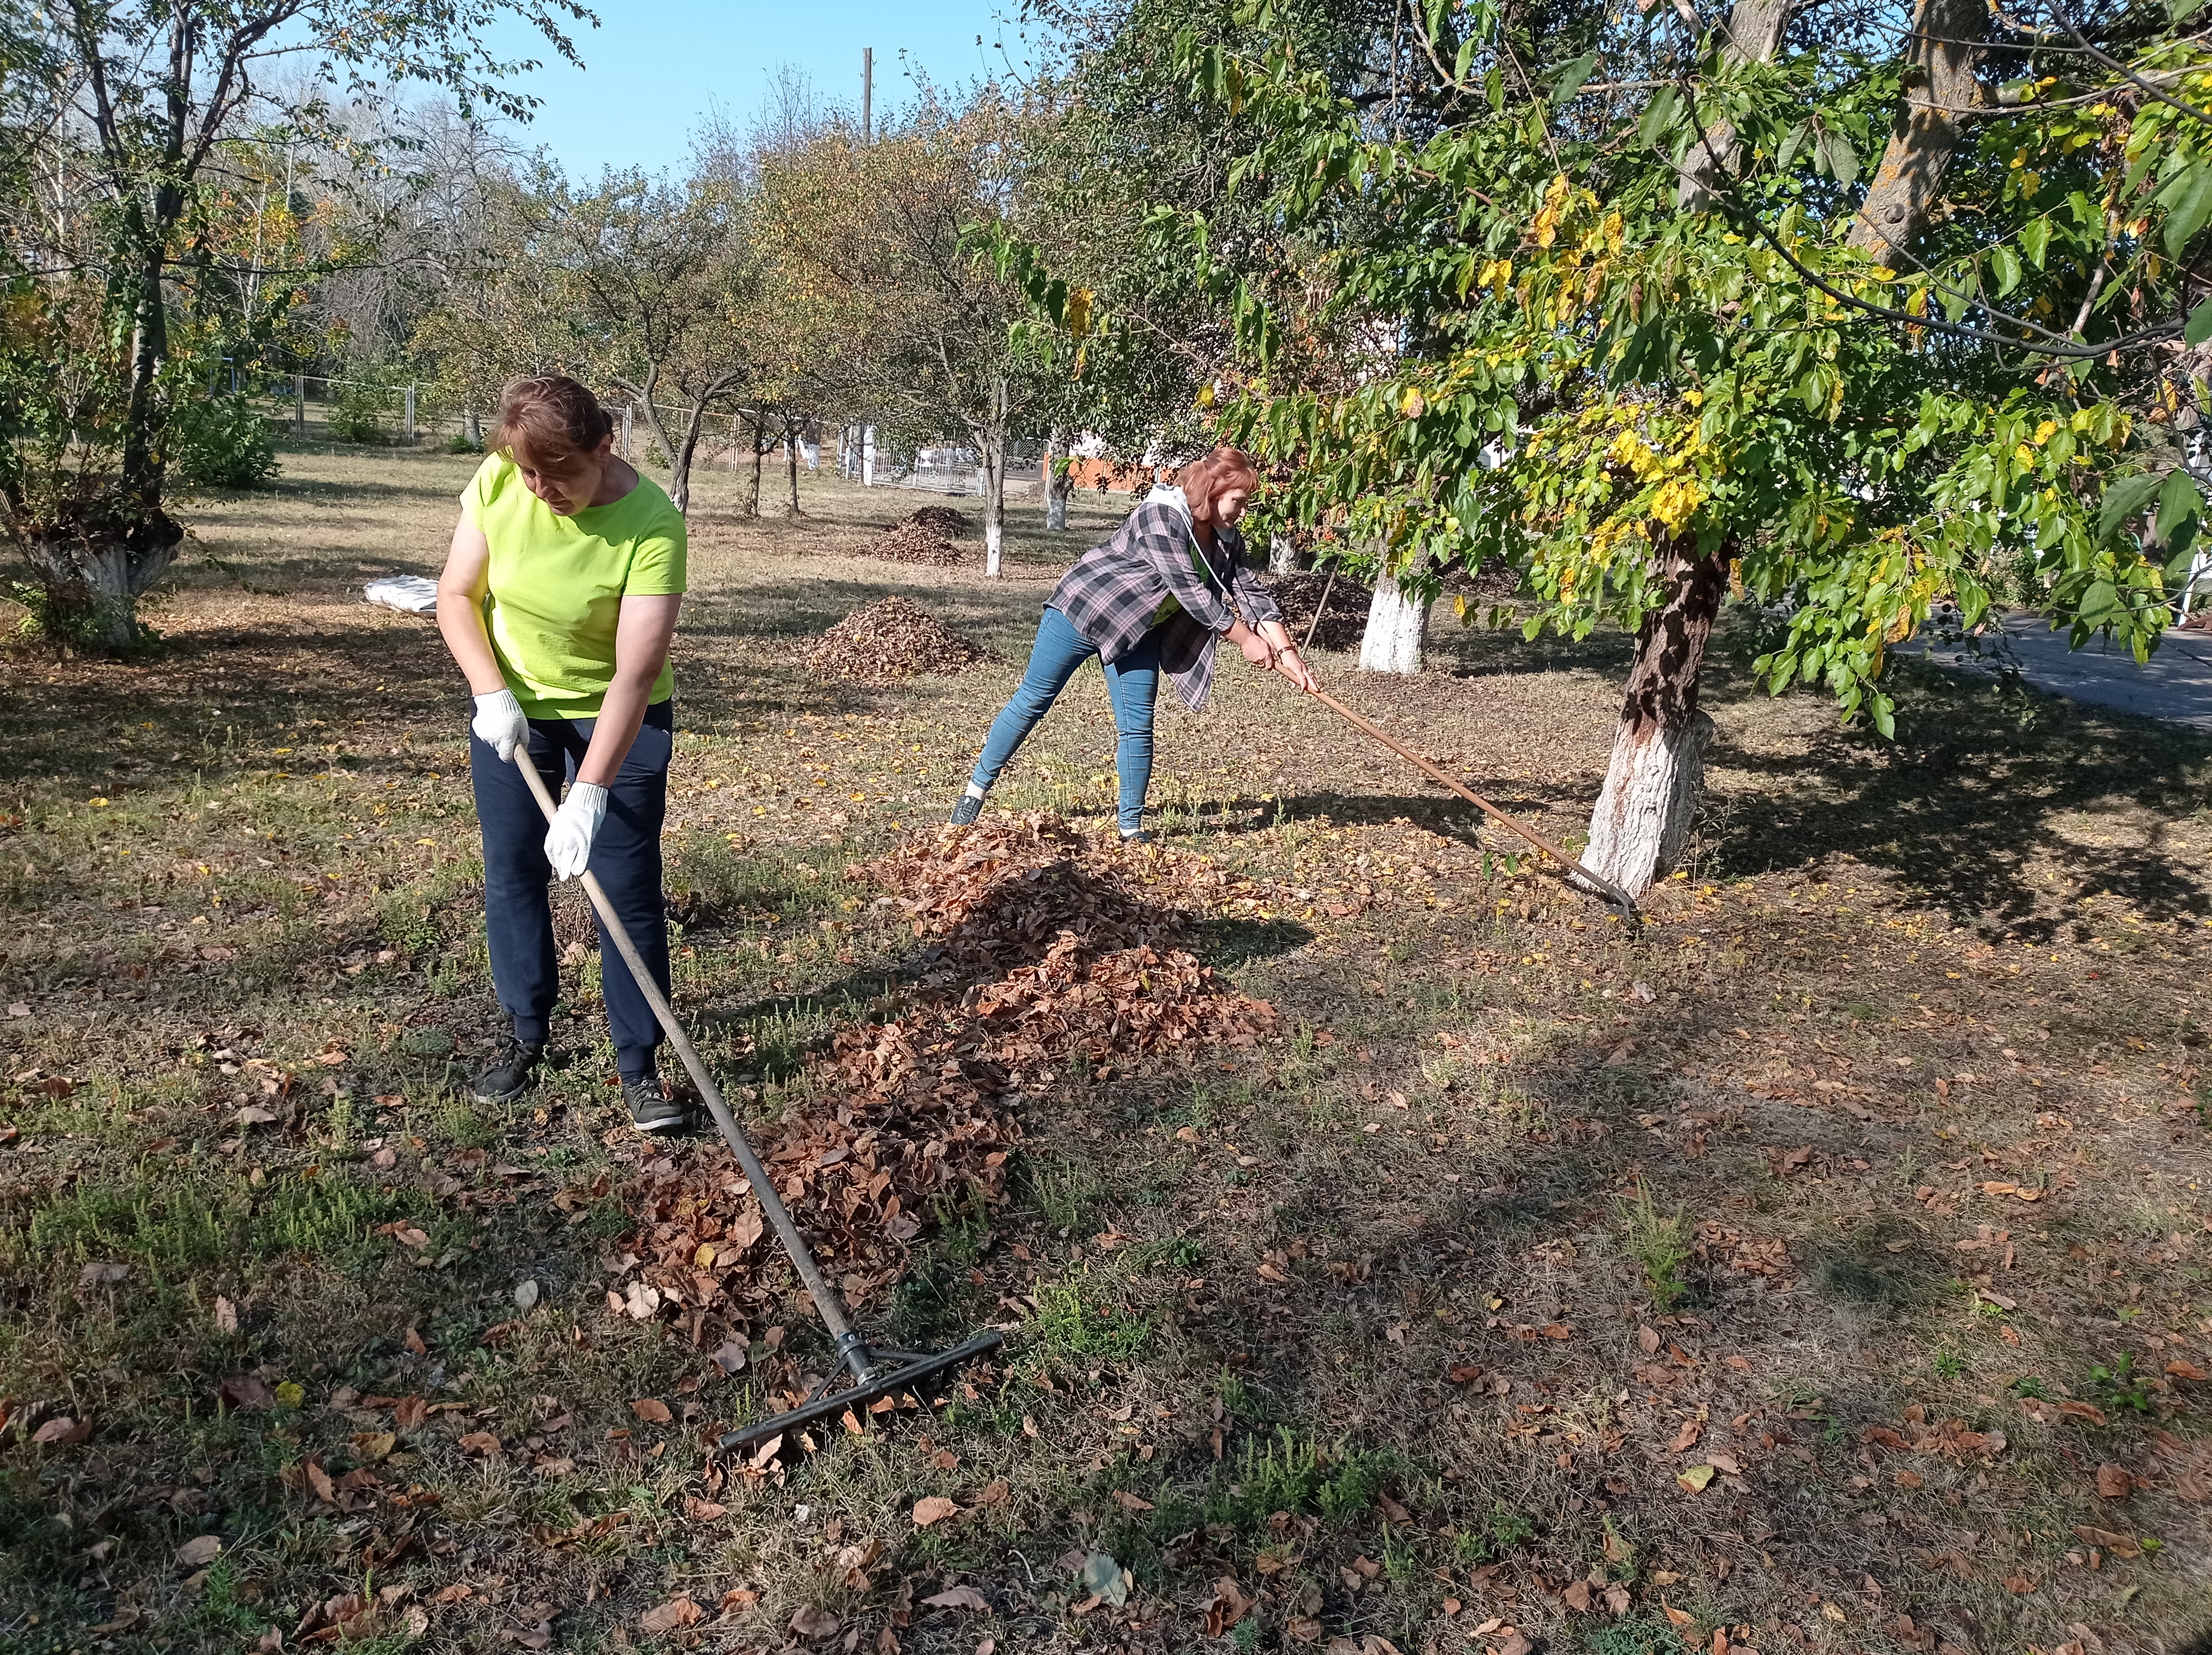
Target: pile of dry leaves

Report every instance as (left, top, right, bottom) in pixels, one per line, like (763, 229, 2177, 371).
(607, 812, 1278, 1366)
(1265, 572, 1371, 652)
(804, 596, 987, 681)
(861, 506, 970, 566)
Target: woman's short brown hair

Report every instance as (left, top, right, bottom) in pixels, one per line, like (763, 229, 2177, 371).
(491, 375, 615, 471)
(1176, 444, 1261, 517)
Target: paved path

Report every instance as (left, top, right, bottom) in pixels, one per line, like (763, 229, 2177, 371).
(1917, 612, 2212, 731)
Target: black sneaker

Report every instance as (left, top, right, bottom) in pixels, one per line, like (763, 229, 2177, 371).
(623, 1075, 688, 1135)
(949, 792, 985, 827)
(1119, 829, 1152, 846)
(469, 1034, 543, 1104)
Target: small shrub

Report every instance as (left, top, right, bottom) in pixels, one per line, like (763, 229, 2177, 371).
(446, 431, 482, 454)
(330, 377, 392, 445)
(1028, 1270, 1151, 1360)
(170, 393, 279, 488)
(1618, 1184, 1691, 1310)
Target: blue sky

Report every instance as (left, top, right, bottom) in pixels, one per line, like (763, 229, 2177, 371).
(482, 0, 1039, 176)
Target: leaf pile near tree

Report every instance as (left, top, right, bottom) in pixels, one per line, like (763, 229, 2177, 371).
(609, 814, 1278, 1402)
(860, 506, 972, 566)
(804, 596, 988, 680)
(1266, 571, 1373, 651)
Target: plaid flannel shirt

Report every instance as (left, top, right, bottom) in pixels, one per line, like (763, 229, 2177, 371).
(1050, 492, 1282, 712)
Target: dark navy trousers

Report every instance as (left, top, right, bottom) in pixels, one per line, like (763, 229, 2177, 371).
(468, 699, 673, 1082)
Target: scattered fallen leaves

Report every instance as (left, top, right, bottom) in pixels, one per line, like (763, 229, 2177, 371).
(1203, 1577, 1254, 1638)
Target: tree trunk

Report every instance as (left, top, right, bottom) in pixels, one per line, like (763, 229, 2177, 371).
(750, 417, 771, 518)
(1676, 0, 1795, 210)
(784, 415, 803, 516)
(1269, 534, 1299, 573)
(1579, 538, 1728, 897)
(1045, 427, 1073, 531)
(668, 399, 708, 516)
(1848, 0, 1986, 261)
(981, 431, 1006, 579)
(1358, 566, 1432, 673)
(17, 496, 185, 650)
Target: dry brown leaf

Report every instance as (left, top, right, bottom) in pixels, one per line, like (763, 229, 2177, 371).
(218, 1373, 274, 1411)
(213, 1295, 238, 1334)
(175, 1535, 222, 1567)
(2095, 1463, 2136, 1498)
(1669, 1418, 1704, 1453)
(683, 1496, 728, 1521)
(912, 1495, 959, 1527)
(639, 1597, 705, 1633)
(1561, 1580, 1592, 1612)
(921, 1585, 989, 1611)
(629, 1398, 672, 1425)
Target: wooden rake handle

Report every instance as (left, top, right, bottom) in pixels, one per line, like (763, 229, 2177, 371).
(509, 751, 870, 1358)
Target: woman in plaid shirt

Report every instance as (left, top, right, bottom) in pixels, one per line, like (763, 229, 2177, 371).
(950, 445, 1319, 842)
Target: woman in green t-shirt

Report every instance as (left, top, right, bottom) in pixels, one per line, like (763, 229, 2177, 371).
(435, 376, 690, 1134)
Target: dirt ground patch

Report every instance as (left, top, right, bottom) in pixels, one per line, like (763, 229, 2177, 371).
(1, 447, 2209, 1654)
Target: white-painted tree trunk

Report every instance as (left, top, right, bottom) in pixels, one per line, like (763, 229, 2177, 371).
(1045, 427, 1073, 531)
(1582, 710, 1714, 896)
(1576, 537, 1728, 898)
(1269, 534, 1298, 574)
(1358, 568, 1432, 674)
(979, 379, 1008, 578)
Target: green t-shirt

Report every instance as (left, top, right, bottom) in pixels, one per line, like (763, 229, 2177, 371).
(460, 455, 687, 719)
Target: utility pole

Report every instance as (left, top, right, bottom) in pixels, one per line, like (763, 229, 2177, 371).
(862, 47, 873, 145)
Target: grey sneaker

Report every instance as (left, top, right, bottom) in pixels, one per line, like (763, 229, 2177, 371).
(623, 1075, 688, 1135)
(469, 1034, 543, 1104)
(949, 792, 984, 827)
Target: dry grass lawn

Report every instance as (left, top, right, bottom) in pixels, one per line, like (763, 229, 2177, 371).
(1, 442, 2210, 1655)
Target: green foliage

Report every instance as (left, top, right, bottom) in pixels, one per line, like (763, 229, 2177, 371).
(170, 393, 279, 488)
(3, 1165, 411, 1281)
(1205, 1427, 1399, 1529)
(1453, 1496, 1537, 1561)
(1617, 1184, 1691, 1310)
(1584, 1619, 1678, 1655)
(330, 374, 397, 445)
(1027, 1270, 1154, 1360)
(2086, 1351, 2155, 1415)
(1006, 0, 2212, 732)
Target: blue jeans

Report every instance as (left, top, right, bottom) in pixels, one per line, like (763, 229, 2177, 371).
(469, 700, 673, 1081)
(971, 606, 1160, 834)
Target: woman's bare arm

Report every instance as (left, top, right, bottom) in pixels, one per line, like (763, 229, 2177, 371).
(435, 512, 509, 695)
(576, 594, 682, 788)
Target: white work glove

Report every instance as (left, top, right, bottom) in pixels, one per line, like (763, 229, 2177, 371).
(471, 689, 530, 762)
(544, 782, 608, 881)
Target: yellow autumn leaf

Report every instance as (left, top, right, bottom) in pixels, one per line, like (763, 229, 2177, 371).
(1677, 1463, 1717, 1492)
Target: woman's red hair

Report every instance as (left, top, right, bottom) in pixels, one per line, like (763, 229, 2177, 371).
(1176, 444, 1261, 519)
(492, 375, 614, 471)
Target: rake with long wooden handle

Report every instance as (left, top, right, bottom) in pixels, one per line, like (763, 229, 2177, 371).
(1294, 681, 1644, 926)
(1206, 538, 1640, 925)
(509, 751, 1001, 1453)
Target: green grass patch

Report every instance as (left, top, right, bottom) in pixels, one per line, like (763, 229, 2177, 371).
(1, 1164, 415, 1283)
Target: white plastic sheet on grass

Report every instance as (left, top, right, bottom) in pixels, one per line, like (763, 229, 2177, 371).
(364, 575, 438, 616)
